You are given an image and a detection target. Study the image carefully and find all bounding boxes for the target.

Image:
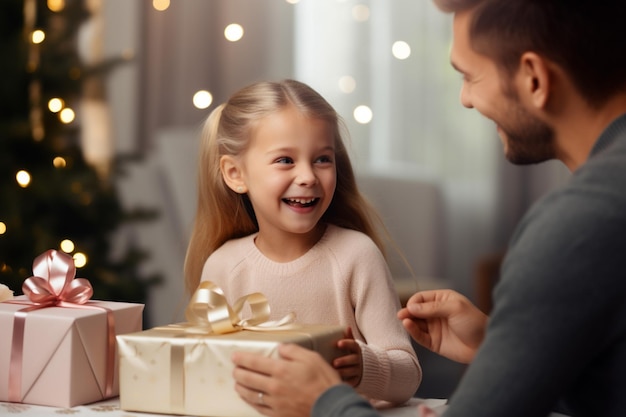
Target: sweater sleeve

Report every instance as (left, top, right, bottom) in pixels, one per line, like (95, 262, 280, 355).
(443, 184, 626, 417)
(345, 234, 422, 404)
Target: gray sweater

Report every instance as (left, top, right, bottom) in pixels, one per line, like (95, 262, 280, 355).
(313, 113, 626, 417)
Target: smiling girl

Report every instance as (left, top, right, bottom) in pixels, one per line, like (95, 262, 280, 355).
(184, 79, 421, 405)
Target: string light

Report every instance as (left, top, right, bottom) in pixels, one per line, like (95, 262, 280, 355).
(59, 107, 75, 123)
(73, 252, 87, 268)
(193, 90, 213, 109)
(31, 30, 45, 44)
(224, 24, 244, 42)
(338, 76, 356, 94)
(48, 97, 64, 113)
(352, 5, 370, 22)
(353, 105, 373, 124)
(16, 170, 32, 188)
(0, 222, 6, 235)
(153, 0, 170, 11)
(60, 239, 75, 253)
(47, 0, 65, 12)
(392, 41, 411, 60)
(53, 156, 67, 168)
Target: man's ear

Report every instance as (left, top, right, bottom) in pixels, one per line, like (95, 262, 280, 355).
(220, 155, 247, 194)
(519, 52, 551, 109)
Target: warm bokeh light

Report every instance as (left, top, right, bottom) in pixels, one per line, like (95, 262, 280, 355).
(32, 30, 45, 44)
(60, 239, 75, 253)
(338, 76, 356, 94)
(193, 90, 213, 109)
(59, 107, 75, 123)
(392, 41, 411, 60)
(353, 105, 373, 124)
(0, 222, 6, 235)
(153, 0, 170, 11)
(53, 156, 67, 168)
(224, 24, 244, 42)
(16, 170, 31, 188)
(47, 0, 65, 12)
(285, 0, 299, 4)
(73, 252, 87, 268)
(352, 5, 370, 22)
(48, 97, 64, 113)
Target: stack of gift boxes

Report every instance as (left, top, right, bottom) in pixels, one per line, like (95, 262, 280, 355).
(1, 250, 345, 417)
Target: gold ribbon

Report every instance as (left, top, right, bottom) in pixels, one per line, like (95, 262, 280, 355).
(181, 280, 296, 335)
(7, 249, 116, 403)
(152, 281, 295, 413)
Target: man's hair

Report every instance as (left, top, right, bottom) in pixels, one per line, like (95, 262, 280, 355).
(435, 0, 626, 108)
(433, 0, 482, 13)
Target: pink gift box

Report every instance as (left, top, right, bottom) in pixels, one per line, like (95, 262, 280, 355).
(0, 296, 143, 407)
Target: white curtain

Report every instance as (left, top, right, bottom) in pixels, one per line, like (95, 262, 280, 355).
(294, 0, 500, 294)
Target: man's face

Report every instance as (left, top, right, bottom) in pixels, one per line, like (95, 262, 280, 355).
(449, 10, 556, 165)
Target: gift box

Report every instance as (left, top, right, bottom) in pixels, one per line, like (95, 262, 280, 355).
(0, 250, 144, 407)
(117, 281, 346, 417)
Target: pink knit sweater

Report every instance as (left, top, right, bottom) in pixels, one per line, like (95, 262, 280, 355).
(200, 224, 422, 404)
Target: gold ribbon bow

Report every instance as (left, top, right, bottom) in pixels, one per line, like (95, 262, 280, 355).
(8, 249, 115, 402)
(183, 281, 296, 335)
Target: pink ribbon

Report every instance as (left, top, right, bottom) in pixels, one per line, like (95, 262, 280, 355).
(7, 249, 116, 403)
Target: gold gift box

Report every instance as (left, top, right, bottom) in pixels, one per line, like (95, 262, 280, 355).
(117, 323, 346, 417)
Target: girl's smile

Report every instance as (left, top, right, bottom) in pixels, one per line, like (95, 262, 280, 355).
(222, 104, 337, 260)
(283, 197, 319, 208)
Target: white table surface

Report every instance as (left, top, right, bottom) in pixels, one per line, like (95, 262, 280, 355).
(0, 397, 573, 417)
(0, 397, 444, 417)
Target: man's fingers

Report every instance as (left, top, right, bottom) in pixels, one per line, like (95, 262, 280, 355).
(232, 351, 276, 375)
(234, 383, 273, 416)
(277, 343, 319, 361)
(402, 317, 433, 348)
(406, 299, 461, 319)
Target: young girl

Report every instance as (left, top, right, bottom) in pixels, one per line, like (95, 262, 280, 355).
(184, 79, 421, 405)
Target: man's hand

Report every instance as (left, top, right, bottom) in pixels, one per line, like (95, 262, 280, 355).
(232, 343, 343, 417)
(398, 289, 488, 364)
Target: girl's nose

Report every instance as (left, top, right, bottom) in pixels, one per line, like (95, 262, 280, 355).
(295, 165, 317, 186)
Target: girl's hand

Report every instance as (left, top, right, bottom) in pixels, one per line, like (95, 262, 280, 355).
(333, 327, 362, 387)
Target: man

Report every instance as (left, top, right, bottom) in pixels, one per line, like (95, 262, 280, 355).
(231, 0, 626, 416)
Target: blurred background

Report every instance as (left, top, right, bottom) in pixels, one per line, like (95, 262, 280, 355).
(0, 0, 570, 398)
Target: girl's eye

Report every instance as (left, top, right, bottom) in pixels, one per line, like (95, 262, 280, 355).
(316, 155, 333, 163)
(275, 157, 293, 164)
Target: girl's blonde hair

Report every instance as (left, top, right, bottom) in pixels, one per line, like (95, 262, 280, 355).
(184, 79, 388, 293)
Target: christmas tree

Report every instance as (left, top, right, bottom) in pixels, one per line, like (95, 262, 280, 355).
(0, 0, 160, 304)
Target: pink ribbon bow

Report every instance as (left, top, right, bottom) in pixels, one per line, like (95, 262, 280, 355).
(8, 249, 115, 403)
(22, 249, 93, 305)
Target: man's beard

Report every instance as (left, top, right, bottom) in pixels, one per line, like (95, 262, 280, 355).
(499, 91, 556, 165)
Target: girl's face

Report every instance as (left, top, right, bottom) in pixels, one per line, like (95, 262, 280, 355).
(238, 106, 337, 243)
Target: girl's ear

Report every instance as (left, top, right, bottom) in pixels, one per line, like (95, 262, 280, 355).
(220, 155, 248, 194)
